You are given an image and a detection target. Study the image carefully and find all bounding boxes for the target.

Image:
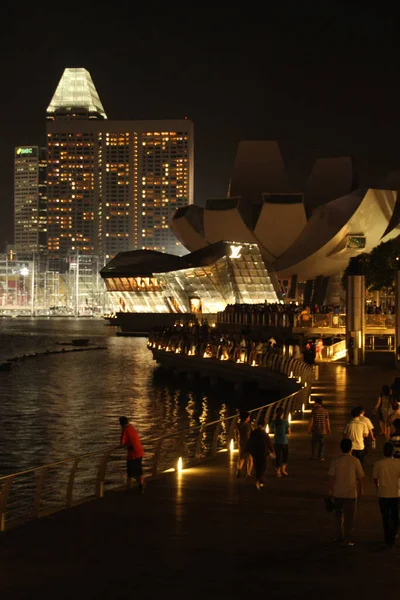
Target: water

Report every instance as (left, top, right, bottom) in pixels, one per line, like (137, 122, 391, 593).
(0, 318, 267, 477)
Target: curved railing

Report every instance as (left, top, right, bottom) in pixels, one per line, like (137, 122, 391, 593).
(148, 333, 315, 386)
(0, 387, 310, 533)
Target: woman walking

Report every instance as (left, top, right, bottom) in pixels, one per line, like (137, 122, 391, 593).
(234, 411, 253, 477)
(272, 407, 290, 477)
(374, 385, 392, 438)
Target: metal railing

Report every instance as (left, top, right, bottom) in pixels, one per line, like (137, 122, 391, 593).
(320, 340, 347, 361)
(217, 310, 295, 327)
(0, 386, 310, 533)
(148, 333, 315, 385)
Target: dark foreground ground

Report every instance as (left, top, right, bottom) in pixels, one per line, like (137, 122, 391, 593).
(1, 356, 400, 599)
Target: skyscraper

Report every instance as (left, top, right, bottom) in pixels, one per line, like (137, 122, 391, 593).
(46, 68, 193, 269)
(14, 146, 47, 256)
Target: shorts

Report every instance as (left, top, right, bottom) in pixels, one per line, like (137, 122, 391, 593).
(127, 457, 143, 478)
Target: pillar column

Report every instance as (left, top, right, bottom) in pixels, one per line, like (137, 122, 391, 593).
(346, 274, 365, 365)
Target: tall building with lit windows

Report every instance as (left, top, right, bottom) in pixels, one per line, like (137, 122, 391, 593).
(46, 68, 194, 269)
(14, 146, 47, 256)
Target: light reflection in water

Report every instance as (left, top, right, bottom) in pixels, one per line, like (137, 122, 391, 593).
(335, 365, 347, 387)
(0, 319, 249, 476)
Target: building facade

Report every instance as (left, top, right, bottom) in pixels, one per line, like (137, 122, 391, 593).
(14, 146, 47, 256)
(101, 241, 279, 314)
(46, 68, 193, 270)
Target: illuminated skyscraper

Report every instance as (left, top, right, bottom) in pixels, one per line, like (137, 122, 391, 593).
(46, 68, 193, 269)
(14, 146, 47, 256)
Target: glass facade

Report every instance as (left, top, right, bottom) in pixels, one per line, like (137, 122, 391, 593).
(103, 243, 278, 314)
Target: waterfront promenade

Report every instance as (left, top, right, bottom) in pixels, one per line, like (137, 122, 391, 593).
(1, 356, 399, 599)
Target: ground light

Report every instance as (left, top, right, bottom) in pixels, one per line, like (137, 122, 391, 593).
(288, 413, 292, 424)
(265, 424, 269, 433)
(177, 457, 183, 472)
(229, 439, 234, 452)
(302, 403, 305, 413)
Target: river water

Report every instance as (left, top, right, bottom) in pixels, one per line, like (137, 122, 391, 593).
(0, 318, 272, 477)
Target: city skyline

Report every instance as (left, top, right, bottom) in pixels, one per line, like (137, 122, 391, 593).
(1, 7, 399, 251)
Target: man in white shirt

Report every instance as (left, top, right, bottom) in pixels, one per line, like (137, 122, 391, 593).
(328, 438, 365, 546)
(360, 408, 376, 463)
(373, 442, 400, 546)
(343, 406, 369, 464)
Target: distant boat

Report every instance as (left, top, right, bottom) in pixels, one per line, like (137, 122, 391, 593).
(0, 361, 14, 371)
(56, 338, 90, 347)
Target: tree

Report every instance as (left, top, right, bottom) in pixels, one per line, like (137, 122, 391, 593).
(342, 237, 400, 291)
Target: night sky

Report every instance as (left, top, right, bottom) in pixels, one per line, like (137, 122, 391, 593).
(0, 4, 398, 249)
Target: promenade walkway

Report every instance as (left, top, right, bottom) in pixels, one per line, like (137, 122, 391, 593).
(1, 356, 399, 600)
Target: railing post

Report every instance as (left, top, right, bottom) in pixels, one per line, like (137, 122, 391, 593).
(211, 423, 221, 457)
(0, 476, 14, 532)
(195, 427, 205, 461)
(177, 431, 186, 462)
(66, 458, 81, 508)
(254, 407, 264, 426)
(152, 439, 163, 477)
(32, 469, 46, 518)
(226, 415, 238, 449)
(96, 449, 112, 498)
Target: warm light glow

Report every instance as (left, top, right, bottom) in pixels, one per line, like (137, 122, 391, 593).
(289, 371, 293, 378)
(265, 424, 269, 433)
(166, 346, 169, 351)
(304, 382, 307, 388)
(203, 352, 208, 358)
(302, 403, 305, 412)
(297, 376, 301, 383)
(229, 439, 234, 452)
(288, 413, 292, 424)
(177, 457, 183, 472)
(251, 360, 256, 366)
(188, 350, 192, 356)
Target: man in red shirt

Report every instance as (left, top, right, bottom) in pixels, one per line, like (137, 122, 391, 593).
(119, 416, 145, 493)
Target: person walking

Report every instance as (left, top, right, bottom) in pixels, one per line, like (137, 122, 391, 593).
(328, 438, 365, 547)
(387, 403, 400, 435)
(347, 335, 354, 365)
(359, 407, 376, 464)
(234, 411, 253, 478)
(343, 407, 369, 465)
(272, 407, 290, 477)
(307, 398, 331, 460)
(374, 385, 392, 438)
(119, 416, 145, 493)
(247, 421, 275, 490)
(390, 419, 400, 459)
(373, 442, 400, 547)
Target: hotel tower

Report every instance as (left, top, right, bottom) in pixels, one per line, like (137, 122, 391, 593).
(14, 146, 47, 256)
(46, 68, 194, 269)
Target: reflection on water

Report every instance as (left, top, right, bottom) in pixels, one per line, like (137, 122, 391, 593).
(0, 318, 263, 476)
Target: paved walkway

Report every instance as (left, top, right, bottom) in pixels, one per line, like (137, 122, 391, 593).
(1, 356, 400, 600)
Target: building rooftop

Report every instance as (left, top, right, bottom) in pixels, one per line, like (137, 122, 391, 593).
(47, 68, 107, 119)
